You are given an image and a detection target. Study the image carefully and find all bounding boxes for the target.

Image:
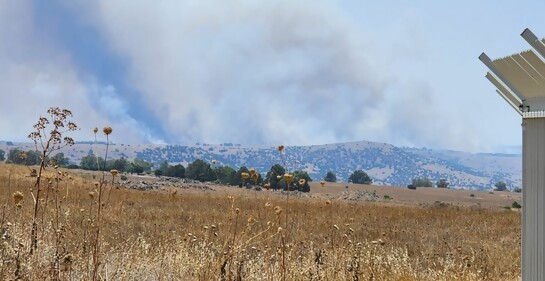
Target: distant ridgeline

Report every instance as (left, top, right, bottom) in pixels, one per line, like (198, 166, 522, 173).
(0, 140, 521, 190)
(132, 141, 521, 190)
(75, 141, 112, 145)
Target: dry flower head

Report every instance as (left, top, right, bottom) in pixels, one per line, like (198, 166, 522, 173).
(103, 127, 113, 135)
(13, 191, 24, 205)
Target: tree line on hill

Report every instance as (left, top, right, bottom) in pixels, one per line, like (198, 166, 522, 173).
(2, 148, 315, 192)
(1, 148, 517, 192)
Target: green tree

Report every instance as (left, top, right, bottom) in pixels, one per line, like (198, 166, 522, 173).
(494, 181, 507, 191)
(215, 165, 236, 184)
(129, 158, 152, 174)
(349, 170, 372, 185)
(436, 179, 449, 188)
(0, 149, 5, 161)
(8, 149, 40, 165)
(168, 164, 186, 178)
(324, 171, 337, 182)
(158, 160, 170, 176)
(412, 177, 433, 187)
(265, 164, 286, 190)
(111, 158, 129, 172)
(232, 166, 251, 187)
(7, 148, 23, 164)
(80, 154, 97, 170)
(50, 152, 69, 167)
(186, 159, 213, 182)
(25, 150, 41, 165)
(293, 170, 312, 192)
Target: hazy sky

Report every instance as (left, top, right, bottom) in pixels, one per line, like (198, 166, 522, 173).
(1, 0, 544, 152)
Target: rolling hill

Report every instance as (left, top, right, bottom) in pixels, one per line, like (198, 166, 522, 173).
(0, 140, 521, 190)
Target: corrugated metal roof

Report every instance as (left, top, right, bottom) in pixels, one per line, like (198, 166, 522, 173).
(492, 50, 545, 99)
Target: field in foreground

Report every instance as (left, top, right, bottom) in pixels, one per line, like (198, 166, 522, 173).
(0, 164, 521, 280)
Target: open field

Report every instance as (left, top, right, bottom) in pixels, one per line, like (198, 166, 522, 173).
(0, 164, 521, 280)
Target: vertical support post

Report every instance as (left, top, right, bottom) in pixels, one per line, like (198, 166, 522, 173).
(523, 117, 545, 280)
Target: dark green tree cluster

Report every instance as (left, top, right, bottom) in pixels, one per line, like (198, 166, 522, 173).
(324, 171, 337, 182)
(412, 177, 433, 187)
(264, 166, 311, 192)
(292, 170, 312, 192)
(185, 159, 213, 182)
(349, 170, 372, 185)
(80, 154, 151, 173)
(436, 179, 449, 188)
(154, 160, 185, 178)
(494, 181, 507, 191)
(0, 149, 5, 161)
(7, 148, 40, 165)
(6, 148, 69, 167)
(265, 164, 286, 190)
(213, 165, 237, 185)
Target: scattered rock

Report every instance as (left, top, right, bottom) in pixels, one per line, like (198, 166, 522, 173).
(336, 190, 378, 201)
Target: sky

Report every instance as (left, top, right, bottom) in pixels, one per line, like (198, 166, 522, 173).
(1, 0, 544, 153)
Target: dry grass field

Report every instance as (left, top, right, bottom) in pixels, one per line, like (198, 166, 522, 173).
(0, 163, 521, 280)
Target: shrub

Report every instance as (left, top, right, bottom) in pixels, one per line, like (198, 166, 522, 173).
(324, 171, 337, 183)
(412, 178, 433, 187)
(348, 170, 372, 185)
(436, 179, 449, 188)
(494, 181, 507, 191)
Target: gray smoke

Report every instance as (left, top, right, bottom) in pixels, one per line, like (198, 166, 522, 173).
(84, 0, 390, 145)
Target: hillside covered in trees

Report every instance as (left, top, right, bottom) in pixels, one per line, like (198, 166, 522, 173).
(0, 140, 521, 190)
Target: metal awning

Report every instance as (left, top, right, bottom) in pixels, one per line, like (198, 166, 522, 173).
(480, 29, 545, 115)
(492, 50, 545, 100)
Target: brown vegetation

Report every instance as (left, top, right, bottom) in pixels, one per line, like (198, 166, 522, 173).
(0, 164, 521, 280)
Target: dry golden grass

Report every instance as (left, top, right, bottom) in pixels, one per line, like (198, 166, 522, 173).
(0, 164, 521, 280)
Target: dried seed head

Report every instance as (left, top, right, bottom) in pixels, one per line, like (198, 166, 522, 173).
(110, 169, 119, 177)
(298, 179, 306, 186)
(13, 191, 24, 205)
(277, 145, 284, 152)
(320, 180, 325, 187)
(274, 206, 283, 215)
(103, 127, 113, 135)
(235, 208, 240, 214)
(211, 159, 217, 165)
(94, 182, 99, 188)
(325, 199, 331, 205)
(93, 127, 98, 134)
(88, 191, 95, 199)
(241, 172, 250, 180)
